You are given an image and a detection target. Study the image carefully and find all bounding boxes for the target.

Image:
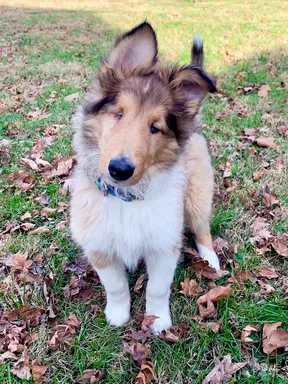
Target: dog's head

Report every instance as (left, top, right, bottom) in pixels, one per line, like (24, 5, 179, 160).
(78, 22, 216, 187)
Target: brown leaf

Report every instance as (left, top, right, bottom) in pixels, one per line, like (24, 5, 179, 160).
(20, 212, 32, 221)
(255, 137, 277, 149)
(20, 222, 36, 231)
(30, 226, 50, 235)
(134, 361, 157, 384)
(8, 171, 35, 191)
(258, 84, 271, 98)
(254, 267, 278, 279)
(227, 270, 251, 284)
(64, 93, 79, 102)
(160, 322, 189, 343)
(19, 304, 45, 325)
(47, 155, 76, 178)
(202, 354, 247, 384)
(197, 286, 232, 319)
(199, 322, 220, 334)
(40, 207, 56, 218)
(249, 217, 272, 245)
(134, 274, 145, 292)
(190, 260, 228, 280)
(272, 239, 288, 257)
(21, 157, 38, 171)
(56, 220, 68, 230)
(262, 322, 288, 355)
(259, 282, 275, 295)
(10, 252, 32, 273)
(32, 360, 48, 384)
(11, 365, 32, 380)
(34, 191, 49, 206)
(180, 278, 203, 296)
(48, 324, 76, 349)
(277, 125, 288, 138)
(141, 315, 158, 332)
(252, 171, 266, 181)
(123, 342, 151, 363)
(31, 140, 44, 158)
(64, 314, 81, 329)
(240, 324, 259, 343)
(76, 369, 102, 383)
(243, 128, 256, 136)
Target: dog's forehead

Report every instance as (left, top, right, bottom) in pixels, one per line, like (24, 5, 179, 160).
(119, 74, 171, 108)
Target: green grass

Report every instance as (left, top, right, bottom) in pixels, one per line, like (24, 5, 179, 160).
(0, 1, 288, 383)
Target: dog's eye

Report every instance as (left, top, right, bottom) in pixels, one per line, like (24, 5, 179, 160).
(115, 112, 123, 120)
(150, 124, 160, 134)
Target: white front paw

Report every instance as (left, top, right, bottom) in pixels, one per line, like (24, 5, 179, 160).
(149, 313, 172, 335)
(105, 303, 130, 327)
(197, 244, 220, 271)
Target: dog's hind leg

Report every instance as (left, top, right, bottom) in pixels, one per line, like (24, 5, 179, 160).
(185, 133, 220, 270)
(88, 253, 131, 326)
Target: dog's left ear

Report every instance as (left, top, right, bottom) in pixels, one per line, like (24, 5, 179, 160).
(170, 66, 217, 118)
(106, 22, 158, 72)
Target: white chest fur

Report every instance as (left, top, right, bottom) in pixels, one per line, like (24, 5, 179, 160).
(71, 162, 186, 269)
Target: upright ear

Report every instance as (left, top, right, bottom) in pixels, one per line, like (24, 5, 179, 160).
(170, 66, 217, 118)
(106, 22, 158, 72)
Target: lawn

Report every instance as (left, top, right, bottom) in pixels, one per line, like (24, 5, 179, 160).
(0, 1, 287, 383)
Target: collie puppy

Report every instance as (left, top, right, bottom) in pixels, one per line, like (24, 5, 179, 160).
(70, 22, 220, 334)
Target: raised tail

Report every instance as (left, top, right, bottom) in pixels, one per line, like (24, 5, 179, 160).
(191, 34, 204, 68)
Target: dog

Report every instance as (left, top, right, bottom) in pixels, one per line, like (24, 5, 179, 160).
(70, 22, 220, 335)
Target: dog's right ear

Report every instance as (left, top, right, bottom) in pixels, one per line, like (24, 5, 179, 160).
(105, 22, 158, 72)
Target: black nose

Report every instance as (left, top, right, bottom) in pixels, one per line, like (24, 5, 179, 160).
(108, 158, 135, 181)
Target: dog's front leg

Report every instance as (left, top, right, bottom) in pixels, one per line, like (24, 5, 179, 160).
(145, 250, 179, 335)
(88, 254, 131, 327)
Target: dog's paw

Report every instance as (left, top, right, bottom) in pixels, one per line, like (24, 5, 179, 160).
(105, 304, 130, 327)
(197, 244, 220, 271)
(149, 313, 172, 336)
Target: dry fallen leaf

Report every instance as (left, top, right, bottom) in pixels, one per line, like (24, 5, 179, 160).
(262, 322, 288, 355)
(159, 322, 189, 342)
(227, 270, 251, 284)
(30, 226, 50, 235)
(254, 267, 278, 279)
(241, 324, 259, 343)
(123, 342, 151, 363)
(197, 286, 232, 319)
(20, 212, 32, 221)
(249, 217, 272, 245)
(20, 222, 36, 231)
(190, 260, 228, 281)
(259, 282, 275, 295)
(272, 239, 288, 257)
(141, 315, 158, 332)
(252, 171, 266, 181)
(31, 360, 48, 384)
(180, 278, 203, 296)
(8, 171, 35, 192)
(202, 354, 247, 384)
(258, 84, 271, 98)
(256, 136, 277, 149)
(134, 361, 157, 384)
(10, 252, 32, 273)
(47, 155, 76, 179)
(64, 314, 81, 329)
(64, 93, 79, 102)
(76, 369, 102, 383)
(199, 322, 220, 334)
(134, 274, 146, 292)
(21, 157, 39, 171)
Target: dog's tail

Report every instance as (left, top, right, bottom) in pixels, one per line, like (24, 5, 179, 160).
(191, 34, 204, 68)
